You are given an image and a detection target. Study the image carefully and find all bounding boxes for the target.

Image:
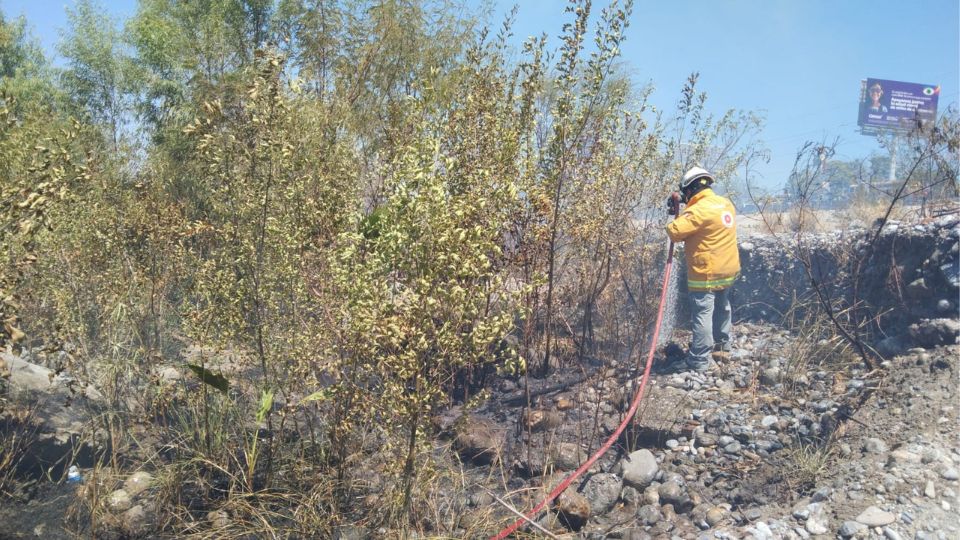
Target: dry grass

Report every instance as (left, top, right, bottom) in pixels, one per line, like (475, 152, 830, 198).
(779, 307, 861, 397)
(840, 198, 895, 228)
(779, 436, 838, 493)
(739, 201, 940, 239)
(738, 208, 834, 237)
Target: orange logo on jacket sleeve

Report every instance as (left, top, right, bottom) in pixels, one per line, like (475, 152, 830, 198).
(721, 211, 734, 228)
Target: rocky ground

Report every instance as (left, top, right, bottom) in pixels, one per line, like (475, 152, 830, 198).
(440, 319, 959, 540)
(1, 214, 958, 539)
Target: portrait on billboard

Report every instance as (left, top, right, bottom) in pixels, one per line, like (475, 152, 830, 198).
(864, 82, 888, 114)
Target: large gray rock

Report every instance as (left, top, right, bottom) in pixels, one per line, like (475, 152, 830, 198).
(581, 473, 622, 515)
(643, 484, 660, 505)
(123, 471, 154, 498)
(620, 449, 658, 489)
(3, 351, 96, 400)
(887, 449, 921, 465)
(1, 351, 104, 475)
(882, 526, 904, 540)
(804, 502, 830, 535)
(550, 442, 583, 471)
(855, 506, 896, 527)
(705, 506, 726, 527)
(908, 318, 960, 348)
(658, 480, 692, 512)
(107, 489, 133, 512)
(746, 520, 775, 540)
(637, 504, 662, 525)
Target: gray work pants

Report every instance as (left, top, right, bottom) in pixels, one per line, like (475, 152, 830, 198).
(687, 287, 732, 366)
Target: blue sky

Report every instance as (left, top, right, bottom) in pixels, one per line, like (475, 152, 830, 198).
(2, 0, 957, 189)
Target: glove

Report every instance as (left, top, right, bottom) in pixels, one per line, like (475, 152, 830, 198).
(667, 192, 682, 215)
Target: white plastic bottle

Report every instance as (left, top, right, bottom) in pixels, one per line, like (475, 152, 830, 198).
(67, 465, 82, 484)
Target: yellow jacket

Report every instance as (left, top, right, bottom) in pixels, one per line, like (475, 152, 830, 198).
(665, 188, 740, 291)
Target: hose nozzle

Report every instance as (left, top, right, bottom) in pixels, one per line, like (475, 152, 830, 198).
(667, 192, 682, 215)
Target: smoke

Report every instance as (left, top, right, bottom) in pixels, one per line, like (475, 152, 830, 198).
(657, 241, 683, 348)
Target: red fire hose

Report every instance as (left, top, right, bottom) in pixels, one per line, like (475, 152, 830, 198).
(490, 231, 678, 540)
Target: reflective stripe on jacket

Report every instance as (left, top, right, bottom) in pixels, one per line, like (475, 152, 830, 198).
(665, 188, 740, 291)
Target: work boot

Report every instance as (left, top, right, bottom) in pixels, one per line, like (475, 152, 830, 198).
(684, 356, 718, 373)
(657, 358, 693, 374)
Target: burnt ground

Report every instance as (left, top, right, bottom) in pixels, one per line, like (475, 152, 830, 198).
(0, 482, 77, 539)
(1, 217, 958, 539)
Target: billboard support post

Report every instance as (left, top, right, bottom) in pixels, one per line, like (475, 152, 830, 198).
(889, 134, 897, 183)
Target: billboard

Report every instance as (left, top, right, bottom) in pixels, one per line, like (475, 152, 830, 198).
(858, 78, 940, 134)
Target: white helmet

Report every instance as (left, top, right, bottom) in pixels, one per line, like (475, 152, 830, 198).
(680, 166, 715, 192)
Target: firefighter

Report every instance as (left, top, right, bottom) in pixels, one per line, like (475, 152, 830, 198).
(666, 166, 740, 371)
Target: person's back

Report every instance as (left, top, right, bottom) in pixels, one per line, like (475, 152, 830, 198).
(667, 187, 740, 291)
